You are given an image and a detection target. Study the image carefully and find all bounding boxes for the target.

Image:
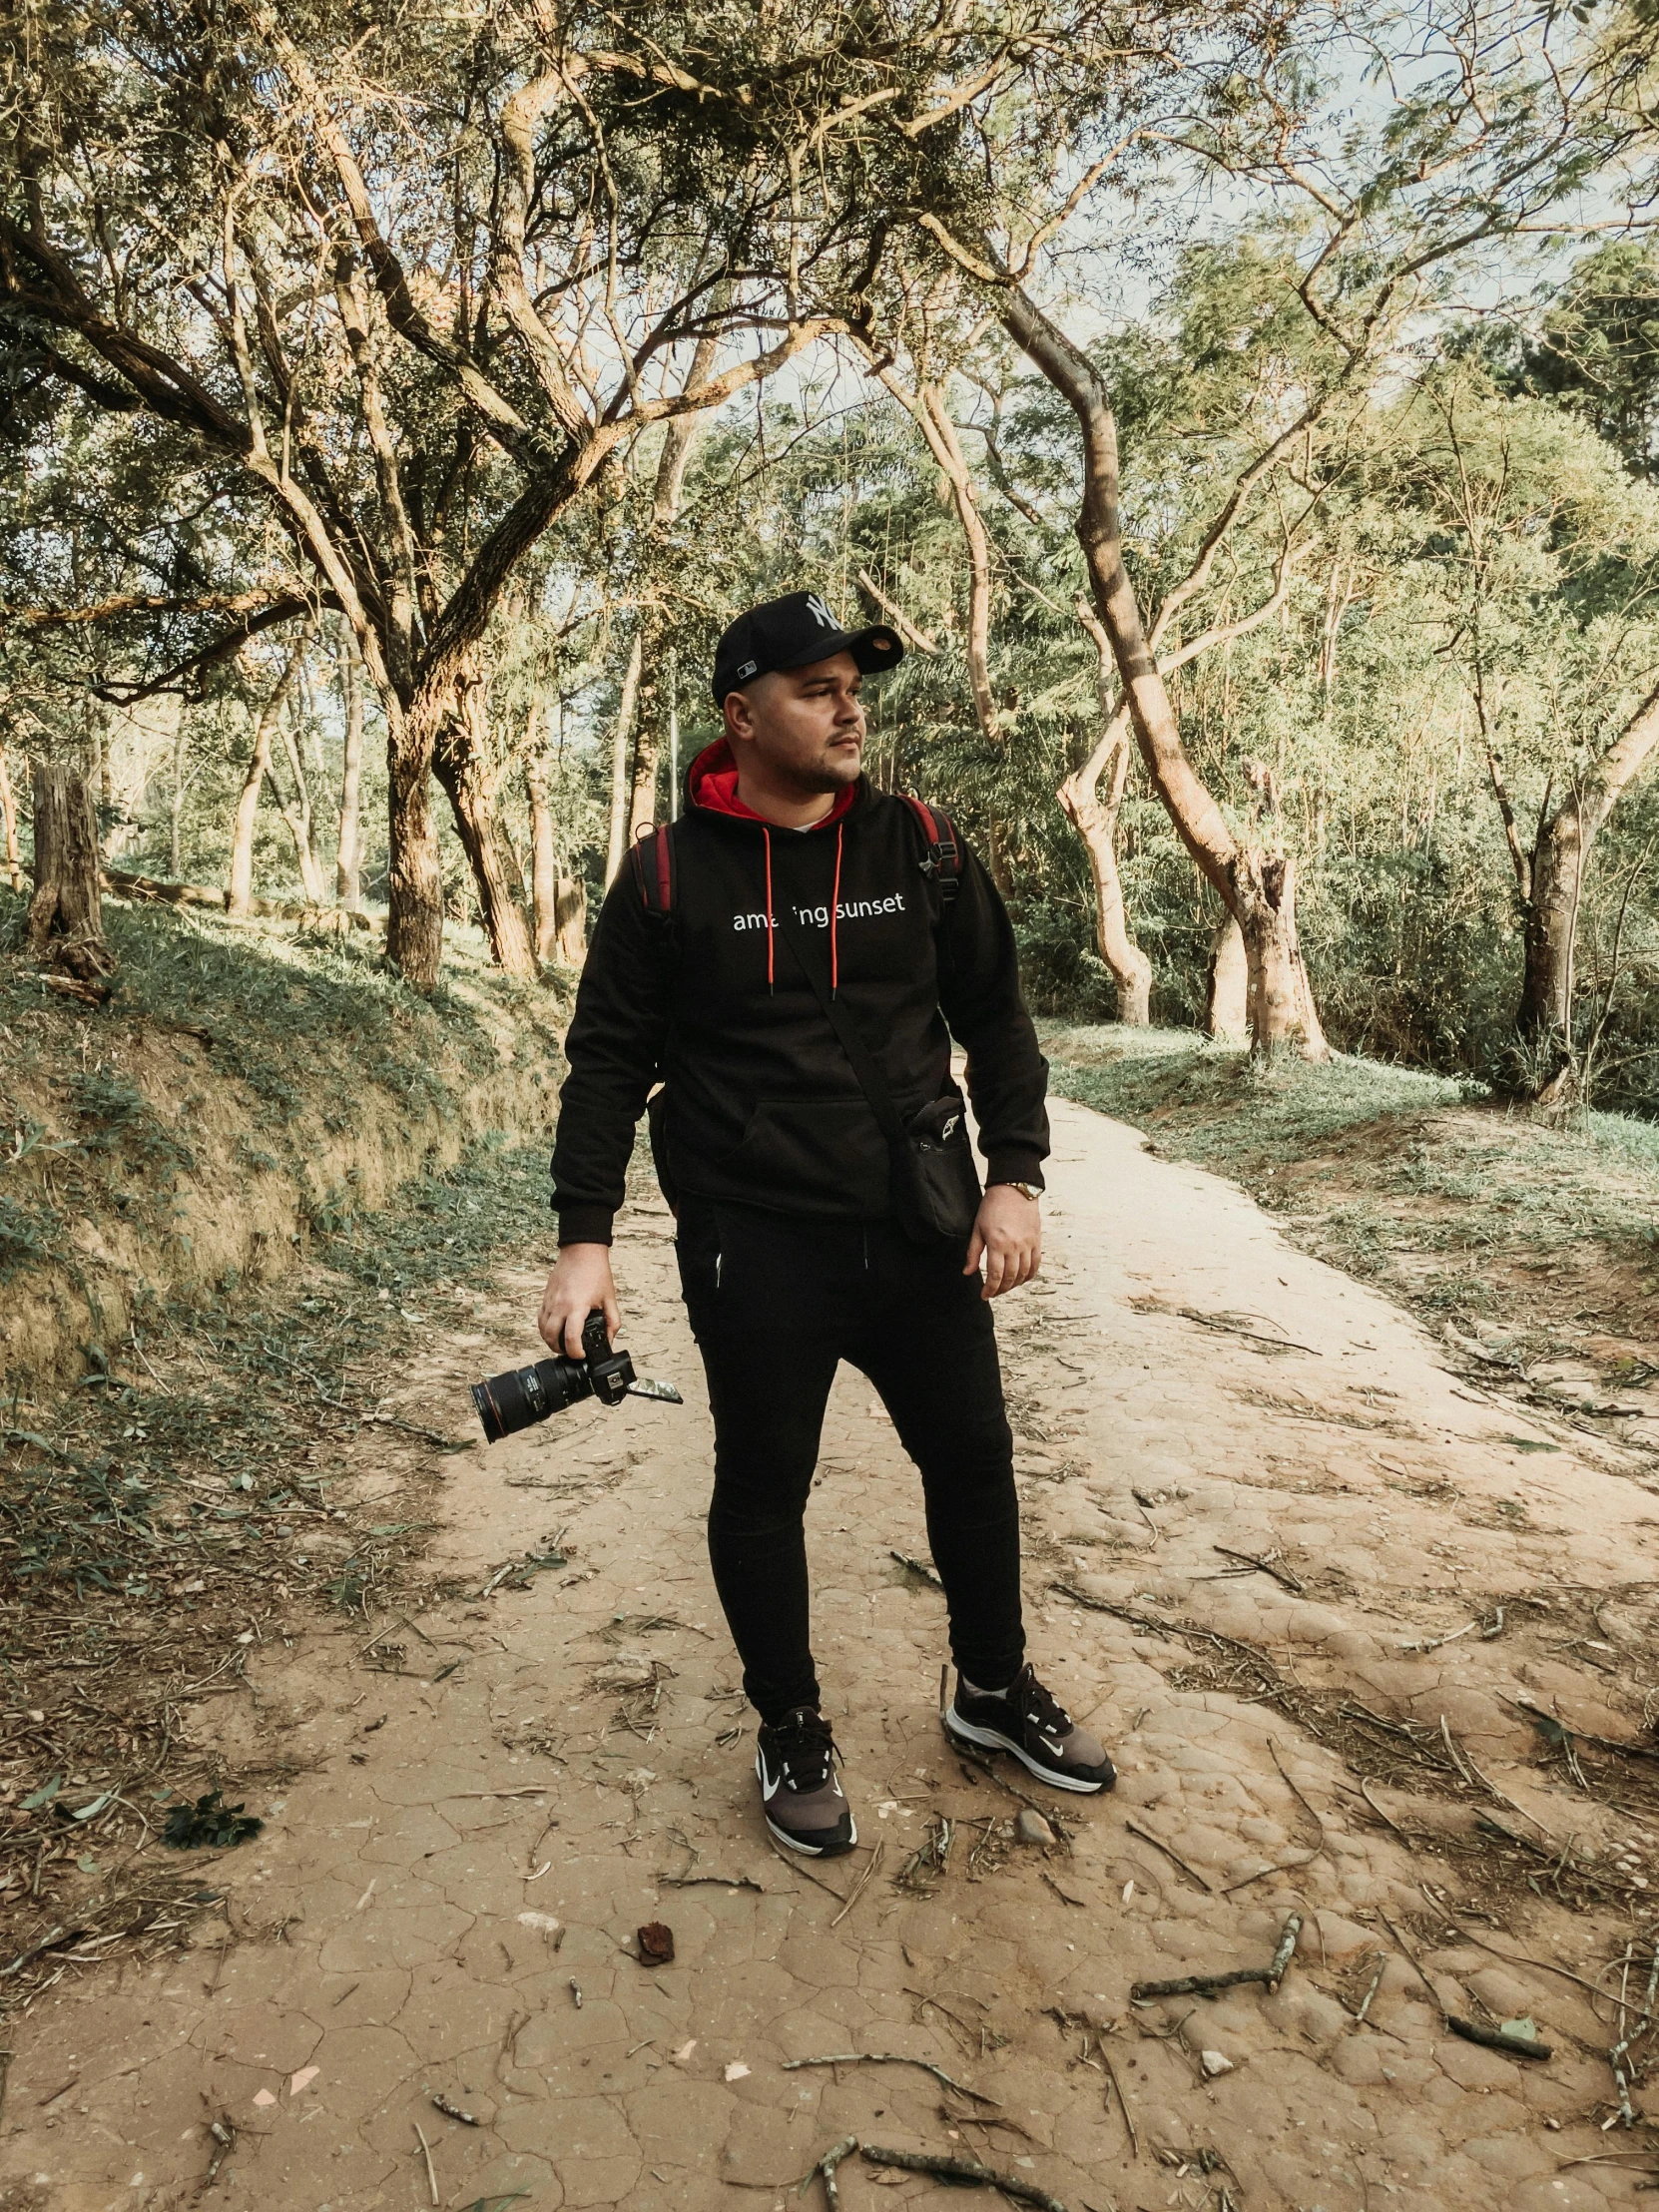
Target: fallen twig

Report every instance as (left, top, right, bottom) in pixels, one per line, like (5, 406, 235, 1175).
(431, 2092, 478, 2125)
(1378, 1910, 1542, 2059)
(1359, 1778, 1416, 1844)
(764, 1832, 848, 1902)
(1354, 1955, 1386, 2025)
(1269, 1740, 1328, 1846)
(1123, 1820, 1213, 1894)
(1176, 1307, 1319, 1357)
(1608, 1938, 1659, 2125)
(1131, 1911, 1301, 2001)
(1221, 1852, 1317, 1895)
(1213, 1545, 1304, 1594)
(1040, 1870, 1086, 1909)
(830, 1839, 884, 1929)
(414, 2120, 438, 2205)
(782, 2052, 999, 2106)
(803, 2134, 857, 2210)
(1448, 2015, 1551, 2062)
(890, 1550, 944, 1589)
(1099, 2048, 1138, 2158)
(861, 2143, 1064, 2210)
(657, 1872, 765, 1893)
(204, 2116, 236, 2189)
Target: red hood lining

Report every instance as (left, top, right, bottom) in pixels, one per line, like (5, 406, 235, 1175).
(687, 738, 857, 830)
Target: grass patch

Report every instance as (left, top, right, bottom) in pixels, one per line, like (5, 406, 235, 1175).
(0, 885, 562, 1378)
(1041, 1024, 1659, 1380)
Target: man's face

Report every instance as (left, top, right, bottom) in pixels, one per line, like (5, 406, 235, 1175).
(725, 651, 865, 794)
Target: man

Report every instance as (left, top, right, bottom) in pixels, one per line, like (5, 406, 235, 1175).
(541, 589, 1114, 1856)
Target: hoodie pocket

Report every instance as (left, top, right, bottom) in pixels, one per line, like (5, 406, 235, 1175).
(721, 1098, 890, 1215)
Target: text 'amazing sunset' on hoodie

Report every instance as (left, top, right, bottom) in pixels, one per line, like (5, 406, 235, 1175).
(550, 739, 1050, 1245)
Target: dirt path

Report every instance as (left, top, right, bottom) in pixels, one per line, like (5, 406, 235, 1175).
(3, 1096, 1658, 2212)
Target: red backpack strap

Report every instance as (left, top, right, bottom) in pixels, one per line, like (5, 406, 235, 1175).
(901, 795, 962, 904)
(629, 821, 678, 915)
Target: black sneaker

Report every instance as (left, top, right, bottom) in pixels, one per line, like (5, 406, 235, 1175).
(755, 1707, 857, 1856)
(944, 1664, 1116, 1794)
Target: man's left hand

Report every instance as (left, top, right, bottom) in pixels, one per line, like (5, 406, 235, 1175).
(964, 1183, 1041, 1300)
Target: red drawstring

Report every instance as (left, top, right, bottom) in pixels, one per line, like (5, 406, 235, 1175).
(763, 828, 775, 992)
(830, 823, 843, 996)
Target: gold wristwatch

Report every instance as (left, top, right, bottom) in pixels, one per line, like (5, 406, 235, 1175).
(1003, 1181, 1042, 1203)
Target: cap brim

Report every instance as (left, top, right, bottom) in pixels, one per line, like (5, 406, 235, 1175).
(772, 624, 904, 679)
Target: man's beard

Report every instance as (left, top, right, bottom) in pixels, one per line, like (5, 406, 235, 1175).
(779, 745, 862, 797)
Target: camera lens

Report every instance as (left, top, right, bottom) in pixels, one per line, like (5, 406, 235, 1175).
(471, 1356, 589, 1443)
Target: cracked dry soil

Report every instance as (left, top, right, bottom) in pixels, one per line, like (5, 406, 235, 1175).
(3, 1095, 1658, 2212)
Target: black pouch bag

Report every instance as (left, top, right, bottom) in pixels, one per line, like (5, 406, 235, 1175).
(773, 905, 981, 1252)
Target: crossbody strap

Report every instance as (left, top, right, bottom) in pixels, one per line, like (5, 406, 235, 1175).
(771, 901, 909, 1152)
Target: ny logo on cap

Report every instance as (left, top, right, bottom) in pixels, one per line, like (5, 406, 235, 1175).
(805, 593, 836, 629)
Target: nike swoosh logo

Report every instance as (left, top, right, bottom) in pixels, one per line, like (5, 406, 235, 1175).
(758, 1754, 781, 1801)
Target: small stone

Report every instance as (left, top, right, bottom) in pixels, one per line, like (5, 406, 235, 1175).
(1016, 1809, 1055, 1846)
(1200, 2049, 1234, 2078)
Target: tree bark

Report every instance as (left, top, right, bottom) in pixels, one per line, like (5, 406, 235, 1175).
(554, 875, 588, 966)
(431, 653, 537, 976)
(335, 623, 364, 911)
(272, 706, 328, 904)
(167, 712, 190, 879)
(629, 722, 661, 844)
(1207, 916, 1249, 1041)
(227, 636, 307, 918)
(1512, 676, 1659, 1090)
(525, 712, 559, 963)
(999, 282, 1329, 1064)
(28, 760, 112, 980)
(604, 629, 646, 886)
(0, 742, 24, 891)
(1060, 604, 1152, 1022)
(382, 689, 445, 985)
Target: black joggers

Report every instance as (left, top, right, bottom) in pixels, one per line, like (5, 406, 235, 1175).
(674, 1197, 1026, 1725)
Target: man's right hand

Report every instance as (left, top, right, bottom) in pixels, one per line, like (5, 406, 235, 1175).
(538, 1244, 621, 1359)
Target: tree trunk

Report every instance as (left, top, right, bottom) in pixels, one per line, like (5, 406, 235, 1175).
(1060, 605, 1152, 1022)
(28, 760, 112, 982)
(554, 875, 588, 966)
(227, 636, 307, 918)
(1518, 816, 1580, 1052)
(1057, 724, 1150, 1023)
(604, 629, 646, 886)
(1511, 676, 1659, 1091)
(168, 713, 189, 879)
(629, 723, 661, 844)
(525, 718, 559, 963)
(1207, 915, 1249, 1041)
(382, 688, 445, 986)
(0, 742, 23, 892)
(431, 654, 537, 976)
(335, 623, 364, 911)
(1000, 282, 1329, 1064)
(272, 708, 328, 905)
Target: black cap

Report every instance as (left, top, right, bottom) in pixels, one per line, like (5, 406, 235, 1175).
(711, 589, 903, 705)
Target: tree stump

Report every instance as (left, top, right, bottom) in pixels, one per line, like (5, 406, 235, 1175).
(28, 761, 114, 987)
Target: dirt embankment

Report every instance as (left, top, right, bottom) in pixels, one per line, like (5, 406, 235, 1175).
(1, 890, 565, 1394)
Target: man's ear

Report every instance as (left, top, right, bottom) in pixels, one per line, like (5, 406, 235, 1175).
(723, 689, 754, 746)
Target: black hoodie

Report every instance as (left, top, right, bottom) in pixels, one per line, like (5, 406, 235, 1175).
(551, 740, 1049, 1244)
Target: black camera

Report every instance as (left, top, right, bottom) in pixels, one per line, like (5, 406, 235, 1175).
(471, 1309, 638, 1445)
